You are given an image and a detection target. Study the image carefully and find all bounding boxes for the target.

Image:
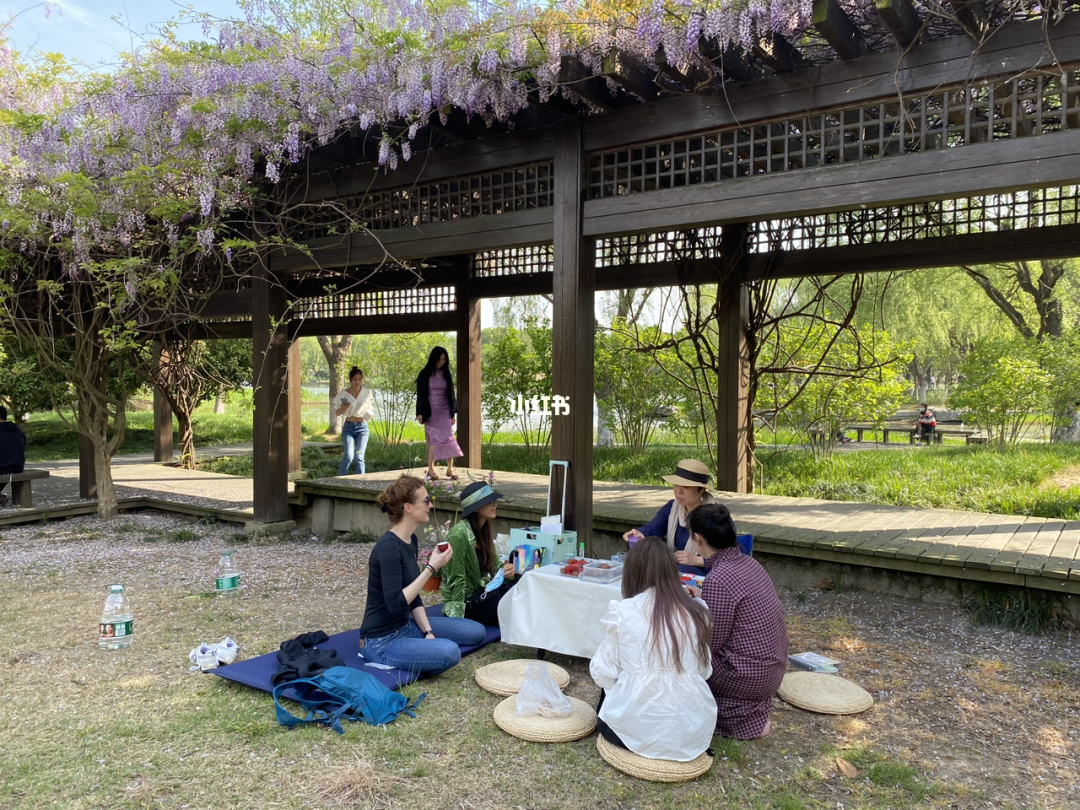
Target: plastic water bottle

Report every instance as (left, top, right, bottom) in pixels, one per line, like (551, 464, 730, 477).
(215, 551, 241, 597)
(98, 584, 133, 650)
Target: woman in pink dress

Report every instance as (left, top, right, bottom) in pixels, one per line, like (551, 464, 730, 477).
(415, 346, 463, 480)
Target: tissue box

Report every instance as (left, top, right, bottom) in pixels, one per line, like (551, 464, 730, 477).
(509, 527, 579, 563)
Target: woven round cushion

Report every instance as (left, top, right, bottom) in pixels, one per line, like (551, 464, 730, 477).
(778, 671, 874, 715)
(492, 695, 596, 742)
(474, 659, 571, 696)
(596, 736, 713, 782)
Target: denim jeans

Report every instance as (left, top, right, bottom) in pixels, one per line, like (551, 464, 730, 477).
(338, 420, 370, 475)
(360, 616, 486, 677)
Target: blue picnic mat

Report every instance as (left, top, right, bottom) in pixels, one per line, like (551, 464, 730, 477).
(212, 604, 500, 695)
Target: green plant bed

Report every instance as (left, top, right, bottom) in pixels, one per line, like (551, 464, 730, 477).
(760, 444, 1080, 519)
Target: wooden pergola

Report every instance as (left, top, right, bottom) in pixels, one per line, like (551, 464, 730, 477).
(138, 7, 1080, 541)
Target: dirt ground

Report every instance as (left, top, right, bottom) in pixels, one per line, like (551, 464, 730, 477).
(1, 512, 1077, 809)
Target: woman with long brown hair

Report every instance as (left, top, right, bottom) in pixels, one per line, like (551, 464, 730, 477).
(589, 536, 716, 761)
(358, 475, 485, 676)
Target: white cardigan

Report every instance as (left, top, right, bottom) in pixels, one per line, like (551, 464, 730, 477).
(339, 387, 375, 421)
(589, 589, 716, 761)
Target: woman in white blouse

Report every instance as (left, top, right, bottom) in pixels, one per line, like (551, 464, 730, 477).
(589, 535, 717, 761)
(335, 366, 376, 475)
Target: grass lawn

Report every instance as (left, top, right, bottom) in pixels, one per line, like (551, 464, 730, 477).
(3, 515, 1075, 809)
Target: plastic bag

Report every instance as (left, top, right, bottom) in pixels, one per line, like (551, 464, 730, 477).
(515, 662, 573, 718)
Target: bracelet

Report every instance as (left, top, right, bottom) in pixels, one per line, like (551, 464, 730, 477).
(424, 630, 435, 637)
(424, 563, 437, 575)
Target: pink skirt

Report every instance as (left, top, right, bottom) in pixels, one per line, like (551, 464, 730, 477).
(425, 373, 462, 460)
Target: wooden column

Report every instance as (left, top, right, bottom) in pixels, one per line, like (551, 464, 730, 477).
(551, 119, 595, 548)
(287, 340, 303, 474)
(78, 431, 96, 499)
(715, 226, 752, 494)
(251, 259, 291, 524)
(152, 382, 174, 463)
(455, 266, 482, 471)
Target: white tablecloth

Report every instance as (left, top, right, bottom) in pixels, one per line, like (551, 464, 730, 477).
(497, 563, 622, 658)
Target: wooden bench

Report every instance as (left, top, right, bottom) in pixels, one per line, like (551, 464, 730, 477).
(909, 422, 977, 445)
(2, 470, 50, 508)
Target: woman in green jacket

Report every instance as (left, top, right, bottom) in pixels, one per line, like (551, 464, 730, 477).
(440, 481, 517, 626)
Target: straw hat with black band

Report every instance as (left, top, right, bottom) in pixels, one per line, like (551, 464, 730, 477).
(662, 459, 712, 488)
(459, 481, 502, 518)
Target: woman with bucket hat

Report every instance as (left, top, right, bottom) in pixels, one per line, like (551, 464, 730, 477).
(440, 480, 518, 626)
(623, 459, 717, 575)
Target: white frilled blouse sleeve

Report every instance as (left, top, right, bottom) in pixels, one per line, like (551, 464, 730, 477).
(589, 599, 623, 690)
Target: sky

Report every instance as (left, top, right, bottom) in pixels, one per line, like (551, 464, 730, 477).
(2, 0, 243, 68)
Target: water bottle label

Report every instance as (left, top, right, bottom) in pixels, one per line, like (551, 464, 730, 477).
(216, 574, 241, 591)
(99, 620, 133, 639)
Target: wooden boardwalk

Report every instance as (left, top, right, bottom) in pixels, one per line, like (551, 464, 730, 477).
(299, 470, 1080, 596)
(4, 460, 1076, 596)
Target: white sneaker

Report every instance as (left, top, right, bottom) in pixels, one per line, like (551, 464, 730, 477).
(213, 637, 240, 666)
(189, 643, 218, 672)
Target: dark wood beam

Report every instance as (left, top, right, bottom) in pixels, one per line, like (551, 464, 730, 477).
(289, 124, 557, 204)
(455, 264, 482, 471)
(603, 51, 661, 101)
(583, 130, 1080, 237)
(551, 118, 595, 549)
(950, 0, 989, 40)
(559, 54, 620, 110)
(585, 15, 1080, 152)
(251, 257, 291, 525)
(289, 311, 457, 338)
(715, 227, 751, 494)
(875, 0, 923, 48)
(655, 44, 702, 90)
(270, 207, 554, 272)
(153, 381, 174, 463)
(752, 32, 807, 74)
(813, 0, 872, 60)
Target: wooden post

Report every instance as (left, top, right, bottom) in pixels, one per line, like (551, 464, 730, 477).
(715, 226, 751, 494)
(251, 259, 291, 524)
(455, 265, 482, 471)
(152, 383, 174, 463)
(287, 340, 303, 475)
(551, 119, 595, 549)
(78, 431, 96, 500)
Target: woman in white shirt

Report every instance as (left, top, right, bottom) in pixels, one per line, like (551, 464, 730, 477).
(589, 535, 716, 761)
(335, 366, 376, 475)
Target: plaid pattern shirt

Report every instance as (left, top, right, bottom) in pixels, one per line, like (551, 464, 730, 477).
(702, 546, 789, 739)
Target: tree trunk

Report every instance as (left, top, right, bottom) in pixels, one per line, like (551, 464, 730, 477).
(596, 404, 615, 448)
(318, 335, 352, 436)
(176, 411, 197, 469)
(213, 392, 226, 414)
(79, 392, 119, 519)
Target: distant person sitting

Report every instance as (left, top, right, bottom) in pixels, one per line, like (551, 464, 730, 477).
(0, 406, 27, 507)
(915, 403, 936, 444)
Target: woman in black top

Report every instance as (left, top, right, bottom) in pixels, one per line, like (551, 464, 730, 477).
(358, 475, 486, 675)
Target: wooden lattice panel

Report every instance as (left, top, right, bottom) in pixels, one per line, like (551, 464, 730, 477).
(596, 228, 723, 266)
(588, 69, 1080, 199)
(472, 244, 554, 278)
(300, 163, 554, 240)
(293, 286, 456, 319)
(751, 187, 1080, 251)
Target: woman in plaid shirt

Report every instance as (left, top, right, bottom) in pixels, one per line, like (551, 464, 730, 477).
(688, 504, 788, 739)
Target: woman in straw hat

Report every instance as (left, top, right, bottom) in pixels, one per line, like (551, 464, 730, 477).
(439, 480, 518, 626)
(359, 475, 486, 676)
(687, 503, 788, 739)
(623, 459, 716, 574)
(589, 535, 716, 761)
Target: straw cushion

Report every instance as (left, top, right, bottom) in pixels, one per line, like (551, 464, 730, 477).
(492, 695, 596, 742)
(596, 736, 713, 783)
(778, 671, 874, 715)
(474, 659, 571, 697)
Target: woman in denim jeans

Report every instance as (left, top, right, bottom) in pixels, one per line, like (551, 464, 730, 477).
(358, 475, 486, 676)
(336, 366, 375, 475)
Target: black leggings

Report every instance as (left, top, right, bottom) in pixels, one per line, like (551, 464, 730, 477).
(463, 578, 516, 626)
(595, 689, 629, 749)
